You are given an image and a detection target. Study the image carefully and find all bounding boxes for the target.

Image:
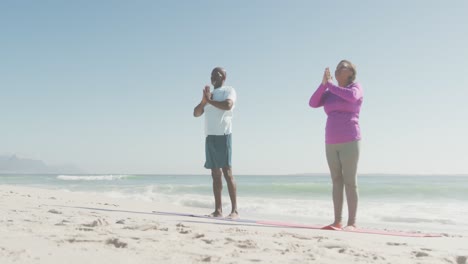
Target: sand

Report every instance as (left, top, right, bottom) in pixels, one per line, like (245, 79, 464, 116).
(0, 185, 467, 264)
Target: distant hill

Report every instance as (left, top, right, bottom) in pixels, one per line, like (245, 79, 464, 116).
(0, 155, 83, 174)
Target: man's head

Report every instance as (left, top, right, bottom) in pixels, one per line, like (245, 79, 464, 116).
(211, 67, 227, 88)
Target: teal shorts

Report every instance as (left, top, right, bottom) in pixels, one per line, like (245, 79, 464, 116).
(204, 134, 232, 169)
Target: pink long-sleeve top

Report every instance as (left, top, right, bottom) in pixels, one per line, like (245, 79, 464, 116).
(309, 82, 363, 144)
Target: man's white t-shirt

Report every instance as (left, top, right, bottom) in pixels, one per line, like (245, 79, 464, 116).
(204, 86, 237, 136)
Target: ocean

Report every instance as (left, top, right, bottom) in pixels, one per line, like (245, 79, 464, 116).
(1, 174, 467, 233)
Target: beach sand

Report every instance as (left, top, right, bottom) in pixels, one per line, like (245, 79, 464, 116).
(0, 185, 467, 264)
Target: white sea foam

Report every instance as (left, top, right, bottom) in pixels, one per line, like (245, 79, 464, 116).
(56, 175, 131, 181)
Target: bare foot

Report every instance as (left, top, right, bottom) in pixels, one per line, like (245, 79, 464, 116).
(322, 222, 343, 230)
(344, 224, 356, 231)
(206, 211, 223, 218)
(225, 212, 239, 219)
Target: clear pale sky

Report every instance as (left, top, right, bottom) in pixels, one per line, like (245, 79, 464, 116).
(1, 1, 467, 175)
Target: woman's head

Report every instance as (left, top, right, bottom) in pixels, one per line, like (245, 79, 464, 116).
(334, 60, 356, 86)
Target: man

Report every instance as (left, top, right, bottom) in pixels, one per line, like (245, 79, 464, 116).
(193, 67, 238, 219)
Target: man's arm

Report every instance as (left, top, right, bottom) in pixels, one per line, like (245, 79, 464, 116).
(193, 86, 210, 117)
(193, 101, 207, 117)
(207, 99, 234, 111)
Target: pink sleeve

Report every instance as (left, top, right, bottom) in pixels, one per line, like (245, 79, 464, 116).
(327, 82, 363, 103)
(309, 83, 328, 108)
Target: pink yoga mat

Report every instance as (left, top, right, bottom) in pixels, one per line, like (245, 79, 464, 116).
(152, 211, 442, 237)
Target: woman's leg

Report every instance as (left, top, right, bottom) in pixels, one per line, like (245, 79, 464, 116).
(339, 141, 360, 226)
(326, 144, 344, 226)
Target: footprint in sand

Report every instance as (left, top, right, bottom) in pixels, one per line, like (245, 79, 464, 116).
(237, 240, 257, 249)
(105, 238, 127, 248)
(225, 238, 257, 249)
(285, 232, 315, 241)
(200, 256, 220, 262)
(123, 226, 139, 230)
(290, 234, 313, 240)
(274, 232, 317, 241)
(225, 237, 235, 243)
(226, 227, 248, 233)
(202, 239, 215, 244)
(323, 243, 344, 250)
(48, 209, 62, 214)
(66, 238, 101, 243)
(103, 203, 119, 207)
(273, 233, 283, 238)
(193, 233, 205, 239)
(82, 219, 109, 227)
(176, 223, 191, 234)
(372, 255, 386, 261)
(55, 220, 70, 226)
(412, 251, 429, 257)
(386, 242, 407, 246)
(230, 249, 241, 257)
(313, 236, 327, 242)
(123, 224, 161, 231)
(76, 227, 94, 232)
(140, 225, 160, 231)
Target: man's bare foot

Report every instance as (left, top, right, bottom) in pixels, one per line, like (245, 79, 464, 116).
(344, 224, 356, 231)
(207, 211, 223, 218)
(225, 211, 239, 219)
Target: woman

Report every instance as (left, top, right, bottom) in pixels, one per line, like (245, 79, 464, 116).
(309, 60, 363, 230)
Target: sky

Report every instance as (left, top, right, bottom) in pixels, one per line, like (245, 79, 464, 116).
(1, 0, 467, 175)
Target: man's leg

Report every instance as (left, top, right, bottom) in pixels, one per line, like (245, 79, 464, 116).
(210, 168, 223, 217)
(222, 166, 238, 218)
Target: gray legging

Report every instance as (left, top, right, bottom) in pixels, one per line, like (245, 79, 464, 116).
(326, 140, 360, 225)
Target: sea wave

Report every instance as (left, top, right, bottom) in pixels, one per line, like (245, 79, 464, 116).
(56, 175, 132, 181)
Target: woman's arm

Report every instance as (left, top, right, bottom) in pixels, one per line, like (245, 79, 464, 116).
(327, 82, 363, 103)
(309, 83, 328, 108)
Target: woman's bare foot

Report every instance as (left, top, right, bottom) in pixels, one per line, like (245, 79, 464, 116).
(344, 224, 356, 231)
(322, 222, 343, 230)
